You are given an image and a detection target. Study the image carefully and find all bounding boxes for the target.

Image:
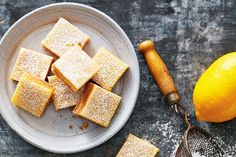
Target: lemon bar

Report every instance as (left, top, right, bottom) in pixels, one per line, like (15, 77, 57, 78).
(51, 46, 100, 92)
(48, 75, 86, 111)
(92, 47, 129, 91)
(41, 17, 90, 57)
(11, 73, 54, 117)
(116, 134, 159, 157)
(10, 47, 53, 81)
(73, 83, 121, 127)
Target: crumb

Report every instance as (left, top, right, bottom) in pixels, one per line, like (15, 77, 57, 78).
(59, 115, 62, 118)
(79, 122, 89, 130)
(69, 125, 73, 129)
(83, 122, 89, 129)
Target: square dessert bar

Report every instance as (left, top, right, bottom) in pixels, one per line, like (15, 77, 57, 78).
(116, 134, 159, 157)
(51, 46, 100, 92)
(73, 83, 121, 127)
(11, 73, 54, 117)
(92, 47, 129, 91)
(41, 17, 90, 57)
(10, 47, 54, 81)
(48, 75, 86, 111)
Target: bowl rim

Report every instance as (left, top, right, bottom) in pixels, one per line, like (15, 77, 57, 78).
(0, 2, 140, 153)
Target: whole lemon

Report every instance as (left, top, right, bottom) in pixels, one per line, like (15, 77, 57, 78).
(193, 52, 236, 122)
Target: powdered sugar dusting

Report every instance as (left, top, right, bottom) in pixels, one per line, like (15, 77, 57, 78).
(92, 47, 129, 91)
(142, 117, 183, 156)
(192, 152, 206, 157)
(116, 134, 159, 157)
(52, 46, 100, 91)
(12, 73, 53, 117)
(48, 75, 86, 111)
(170, 131, 236, 157)
(10, 48, 53, 81)
(41, 17, 89, 57)
(214, 136, 236, 157)
(79, 83, 121, 127)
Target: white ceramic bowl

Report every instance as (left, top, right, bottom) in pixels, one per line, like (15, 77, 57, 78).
(0, 3, 140, 153)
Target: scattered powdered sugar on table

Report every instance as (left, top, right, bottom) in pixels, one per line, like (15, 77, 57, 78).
(154, 121, 177, 139)
(191, 152, 206, 157)
(142, 118, 183, 156)
(223, 144, 236, 157)
(224, 144, 236, 157)
(215, 136, 236, 157)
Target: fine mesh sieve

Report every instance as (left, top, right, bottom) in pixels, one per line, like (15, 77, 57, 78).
(138, 40, 225, 157)
(174, 104, 224, 157)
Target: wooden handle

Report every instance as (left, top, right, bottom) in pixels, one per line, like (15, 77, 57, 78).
(138, 40, 180, 104)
